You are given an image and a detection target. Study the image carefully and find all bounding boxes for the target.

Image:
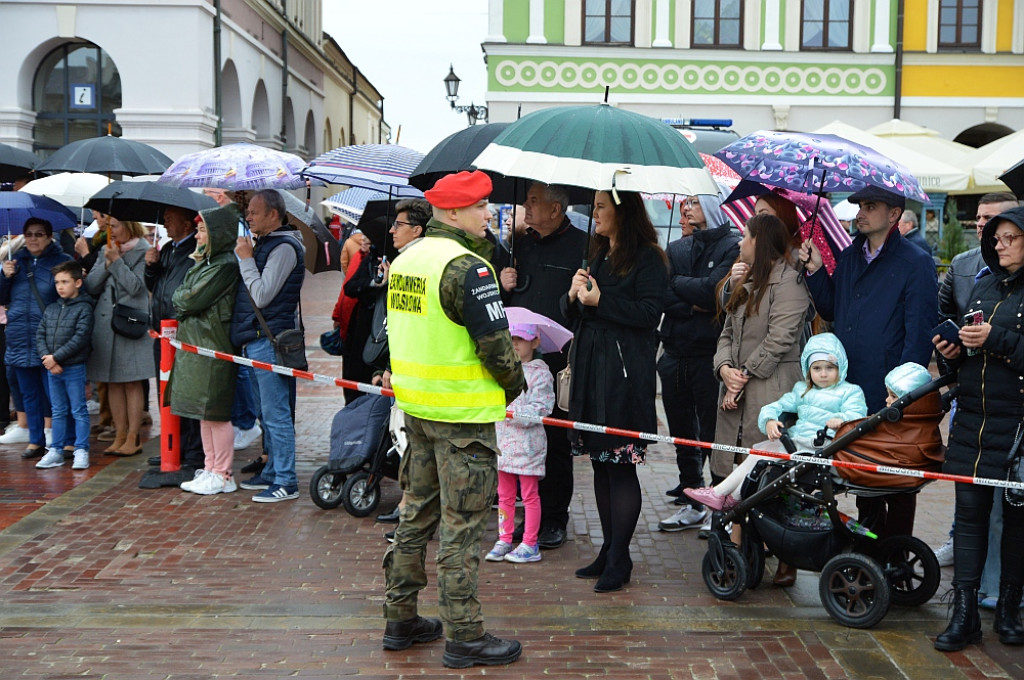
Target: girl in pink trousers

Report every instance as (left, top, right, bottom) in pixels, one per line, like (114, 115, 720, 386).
(486, 323, 555, 564)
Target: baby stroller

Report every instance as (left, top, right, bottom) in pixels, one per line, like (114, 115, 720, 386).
(309, 393, 401, 517)
(701, 373, 954, 629)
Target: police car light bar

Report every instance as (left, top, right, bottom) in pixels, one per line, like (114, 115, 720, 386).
(661, 118, 733, 128)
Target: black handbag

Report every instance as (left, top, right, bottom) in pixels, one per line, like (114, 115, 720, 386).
(110, 288, 149, 339)
(362, 290, 389, 369)
(1005, 421, 1024, 507)
(244, 286, 307, 372)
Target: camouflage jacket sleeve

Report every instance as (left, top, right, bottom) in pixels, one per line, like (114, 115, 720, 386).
(440, 254, 525, 403)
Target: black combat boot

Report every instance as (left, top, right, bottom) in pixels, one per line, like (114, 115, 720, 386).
(935, 585, 982, 651)
(994, 582, 1024, 645)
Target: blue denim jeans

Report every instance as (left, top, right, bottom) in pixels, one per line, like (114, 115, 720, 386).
(231, 366, 258, 430)
(47, 362, 90, 451)
(242, 338, 296, 488)
(13, 365, 51, 446)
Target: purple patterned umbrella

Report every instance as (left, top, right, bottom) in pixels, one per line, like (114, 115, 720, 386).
(299, 144, 424, 196)
(157, 143, 311, 191)
(714, 130, 929, 204)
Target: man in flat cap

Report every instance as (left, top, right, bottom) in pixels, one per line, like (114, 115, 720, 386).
(800, 185, 937, 540)
(381, 170, 525, 668)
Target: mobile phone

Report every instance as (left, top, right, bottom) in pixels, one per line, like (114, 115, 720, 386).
(931, 319, 962, 346)
(963, 310, 984, 356)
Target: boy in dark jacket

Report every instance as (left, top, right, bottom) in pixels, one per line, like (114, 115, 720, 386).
(34, 261, 94, 470)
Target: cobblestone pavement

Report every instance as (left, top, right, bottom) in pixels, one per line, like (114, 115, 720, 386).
(0, 270, 1021, 679)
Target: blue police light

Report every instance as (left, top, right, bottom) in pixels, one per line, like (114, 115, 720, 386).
(660, 117, 733, 128)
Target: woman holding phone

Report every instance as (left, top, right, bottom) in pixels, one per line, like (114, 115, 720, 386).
(932, 205, 1024, 652)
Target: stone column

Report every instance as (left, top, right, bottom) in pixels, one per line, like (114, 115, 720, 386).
(487, 0, 506, 42)
(0, 107, 36, 148)
(762, 0, 782, 50)
(871, 0, 893, 52)
(652, 0, 672, 47)
(527, 0, 547, 43)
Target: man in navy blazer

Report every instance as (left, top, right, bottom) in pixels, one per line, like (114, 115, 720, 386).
(800, 185, 938, 540)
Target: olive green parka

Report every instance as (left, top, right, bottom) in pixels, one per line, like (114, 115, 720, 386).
(166, 204, 242, 421)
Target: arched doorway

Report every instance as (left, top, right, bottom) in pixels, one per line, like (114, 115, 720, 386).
(251, 81, 272, 144)
(33, 42, 122, 157)
(303, 110, 316, 158)
(954, 123, 1014, 149)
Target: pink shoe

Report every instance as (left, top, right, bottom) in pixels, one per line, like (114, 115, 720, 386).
(683, 487, 735, 511)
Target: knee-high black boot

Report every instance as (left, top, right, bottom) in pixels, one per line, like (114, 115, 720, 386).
(935, 585, 982, 651)
(995, 582, 1024, 645)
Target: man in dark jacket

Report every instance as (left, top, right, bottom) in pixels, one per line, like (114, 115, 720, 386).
(898, 210, 934, 256)
(801, 185, 938, 539)
(656, 191, 739, 532)
(499, 182, 588, 550)
(142, 206, 205, 482)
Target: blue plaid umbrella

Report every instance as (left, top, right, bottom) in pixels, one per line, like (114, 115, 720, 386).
(322, 187, 391, 223)
(300, 144, 424, 196)
(0, 192, 77, 237)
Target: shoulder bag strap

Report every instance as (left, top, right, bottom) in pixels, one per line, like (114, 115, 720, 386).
(25, 269, 47, 313)
(243, 284, 277, 344)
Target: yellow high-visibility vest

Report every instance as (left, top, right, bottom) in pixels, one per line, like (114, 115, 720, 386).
(386, 237, 506, 423)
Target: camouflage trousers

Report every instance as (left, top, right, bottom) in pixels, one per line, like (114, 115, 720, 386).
(382, 414, 498, 642)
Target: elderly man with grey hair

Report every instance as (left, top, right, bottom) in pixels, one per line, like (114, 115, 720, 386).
(499, 181, 587, 550)
(898, 209, 933, 256)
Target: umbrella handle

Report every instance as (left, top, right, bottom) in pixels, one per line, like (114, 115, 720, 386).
(582, 258, 592, 291)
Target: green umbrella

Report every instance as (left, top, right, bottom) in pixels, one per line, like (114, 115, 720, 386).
(472, 104, 719, 197)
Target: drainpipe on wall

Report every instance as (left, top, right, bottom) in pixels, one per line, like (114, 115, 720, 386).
(350, 65, 357, 145)
(214, 0, 222, 146)
(281, 29, 288, 150)
(378, 98, 383, 143)
(894, 0, 904, 119)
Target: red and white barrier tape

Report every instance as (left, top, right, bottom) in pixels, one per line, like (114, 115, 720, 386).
(154, 331, 1024, 491)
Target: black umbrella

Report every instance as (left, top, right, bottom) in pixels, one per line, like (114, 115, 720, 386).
(0, 143, 40, 183)
(410, 123, 528, 203)
(36, 135, 173, 176)
(231, 190, 341, 274)
(998, 158, 1024, 199)
(355, 198, 402, 258)
(85, 181, 219, 223)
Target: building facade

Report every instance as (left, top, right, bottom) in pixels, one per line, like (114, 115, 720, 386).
(483, 0, 1024, 145)
(0, 0, 387, 160)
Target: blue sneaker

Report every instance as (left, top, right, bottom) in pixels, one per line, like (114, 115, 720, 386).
(504, 543, 541, 563)
(238, 475, 271, 490)
(252, 484, 299, 503)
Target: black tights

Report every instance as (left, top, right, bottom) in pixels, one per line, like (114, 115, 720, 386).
(592, 460, 641, 572)
(953, 482, 1024, 589)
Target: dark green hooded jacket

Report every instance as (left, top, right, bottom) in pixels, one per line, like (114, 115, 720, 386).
(166, 204, 242, 421)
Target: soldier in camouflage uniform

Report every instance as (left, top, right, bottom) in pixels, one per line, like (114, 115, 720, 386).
(381, 170, 526, 669)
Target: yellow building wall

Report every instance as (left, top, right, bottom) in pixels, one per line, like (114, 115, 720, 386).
(903, 0, 929, 51)
(903, 65, 1024, 97)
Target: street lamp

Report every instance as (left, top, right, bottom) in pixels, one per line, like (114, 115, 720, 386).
(443, 64, 488, 126)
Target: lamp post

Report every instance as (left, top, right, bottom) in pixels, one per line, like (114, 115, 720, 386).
(443, 65, 488, 127)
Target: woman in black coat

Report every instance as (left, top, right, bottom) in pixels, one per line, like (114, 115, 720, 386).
(933, 205, 1024, 652)
(562, 190, 668, 594)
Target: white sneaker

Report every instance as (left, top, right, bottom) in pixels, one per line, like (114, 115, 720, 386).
(86, 400, 100, 415)
(35, 448, 65, 469)
(71, 448, 90, 470)
(658, 506, 708, 532)
(485, 540, 513, 562)
(233, 422, 262, 450)
(192, 472, 227, 495)
(221, 476, 237, 493)
(180, 469, 209, 492)
(934, 538, 954, 567)
(0, 425, 30, 444)
(44, 427, 53, 446)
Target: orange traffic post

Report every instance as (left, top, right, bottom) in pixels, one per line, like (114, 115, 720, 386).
(159, 319, 180, 472)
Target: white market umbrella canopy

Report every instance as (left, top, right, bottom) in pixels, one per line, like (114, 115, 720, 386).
(963, 128, 1024, 190)
(867, 119, 977, 174)
(812, 121, 969, 194)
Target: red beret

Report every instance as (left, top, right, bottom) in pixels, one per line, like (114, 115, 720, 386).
(424, 170, 492, 209)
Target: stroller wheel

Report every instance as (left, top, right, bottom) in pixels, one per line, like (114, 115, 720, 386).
(309, 465, 347, 510)
(342, 471, 381, 517)
(701, 533, 748, 601)
(740, 520, 766, 590)
(873, 535, 941, 607)
(819, 552, 891, 629)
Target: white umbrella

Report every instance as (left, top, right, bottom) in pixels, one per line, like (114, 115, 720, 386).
(812, 121, 969, 194)
(21, 172, 109, 209)
(867, 119, 976, 169)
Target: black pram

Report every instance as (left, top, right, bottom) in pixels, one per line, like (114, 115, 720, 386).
(701, 374, 953, 629)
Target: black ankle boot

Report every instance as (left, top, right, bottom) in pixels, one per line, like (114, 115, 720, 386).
(935, 585, 982, 651)
(594, 555, 632, 593)
(575, 546, 609, 579)
(995, 582, 1024, 645)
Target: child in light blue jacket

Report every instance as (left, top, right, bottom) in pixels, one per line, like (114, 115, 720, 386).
(685, 333, 867, 510)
